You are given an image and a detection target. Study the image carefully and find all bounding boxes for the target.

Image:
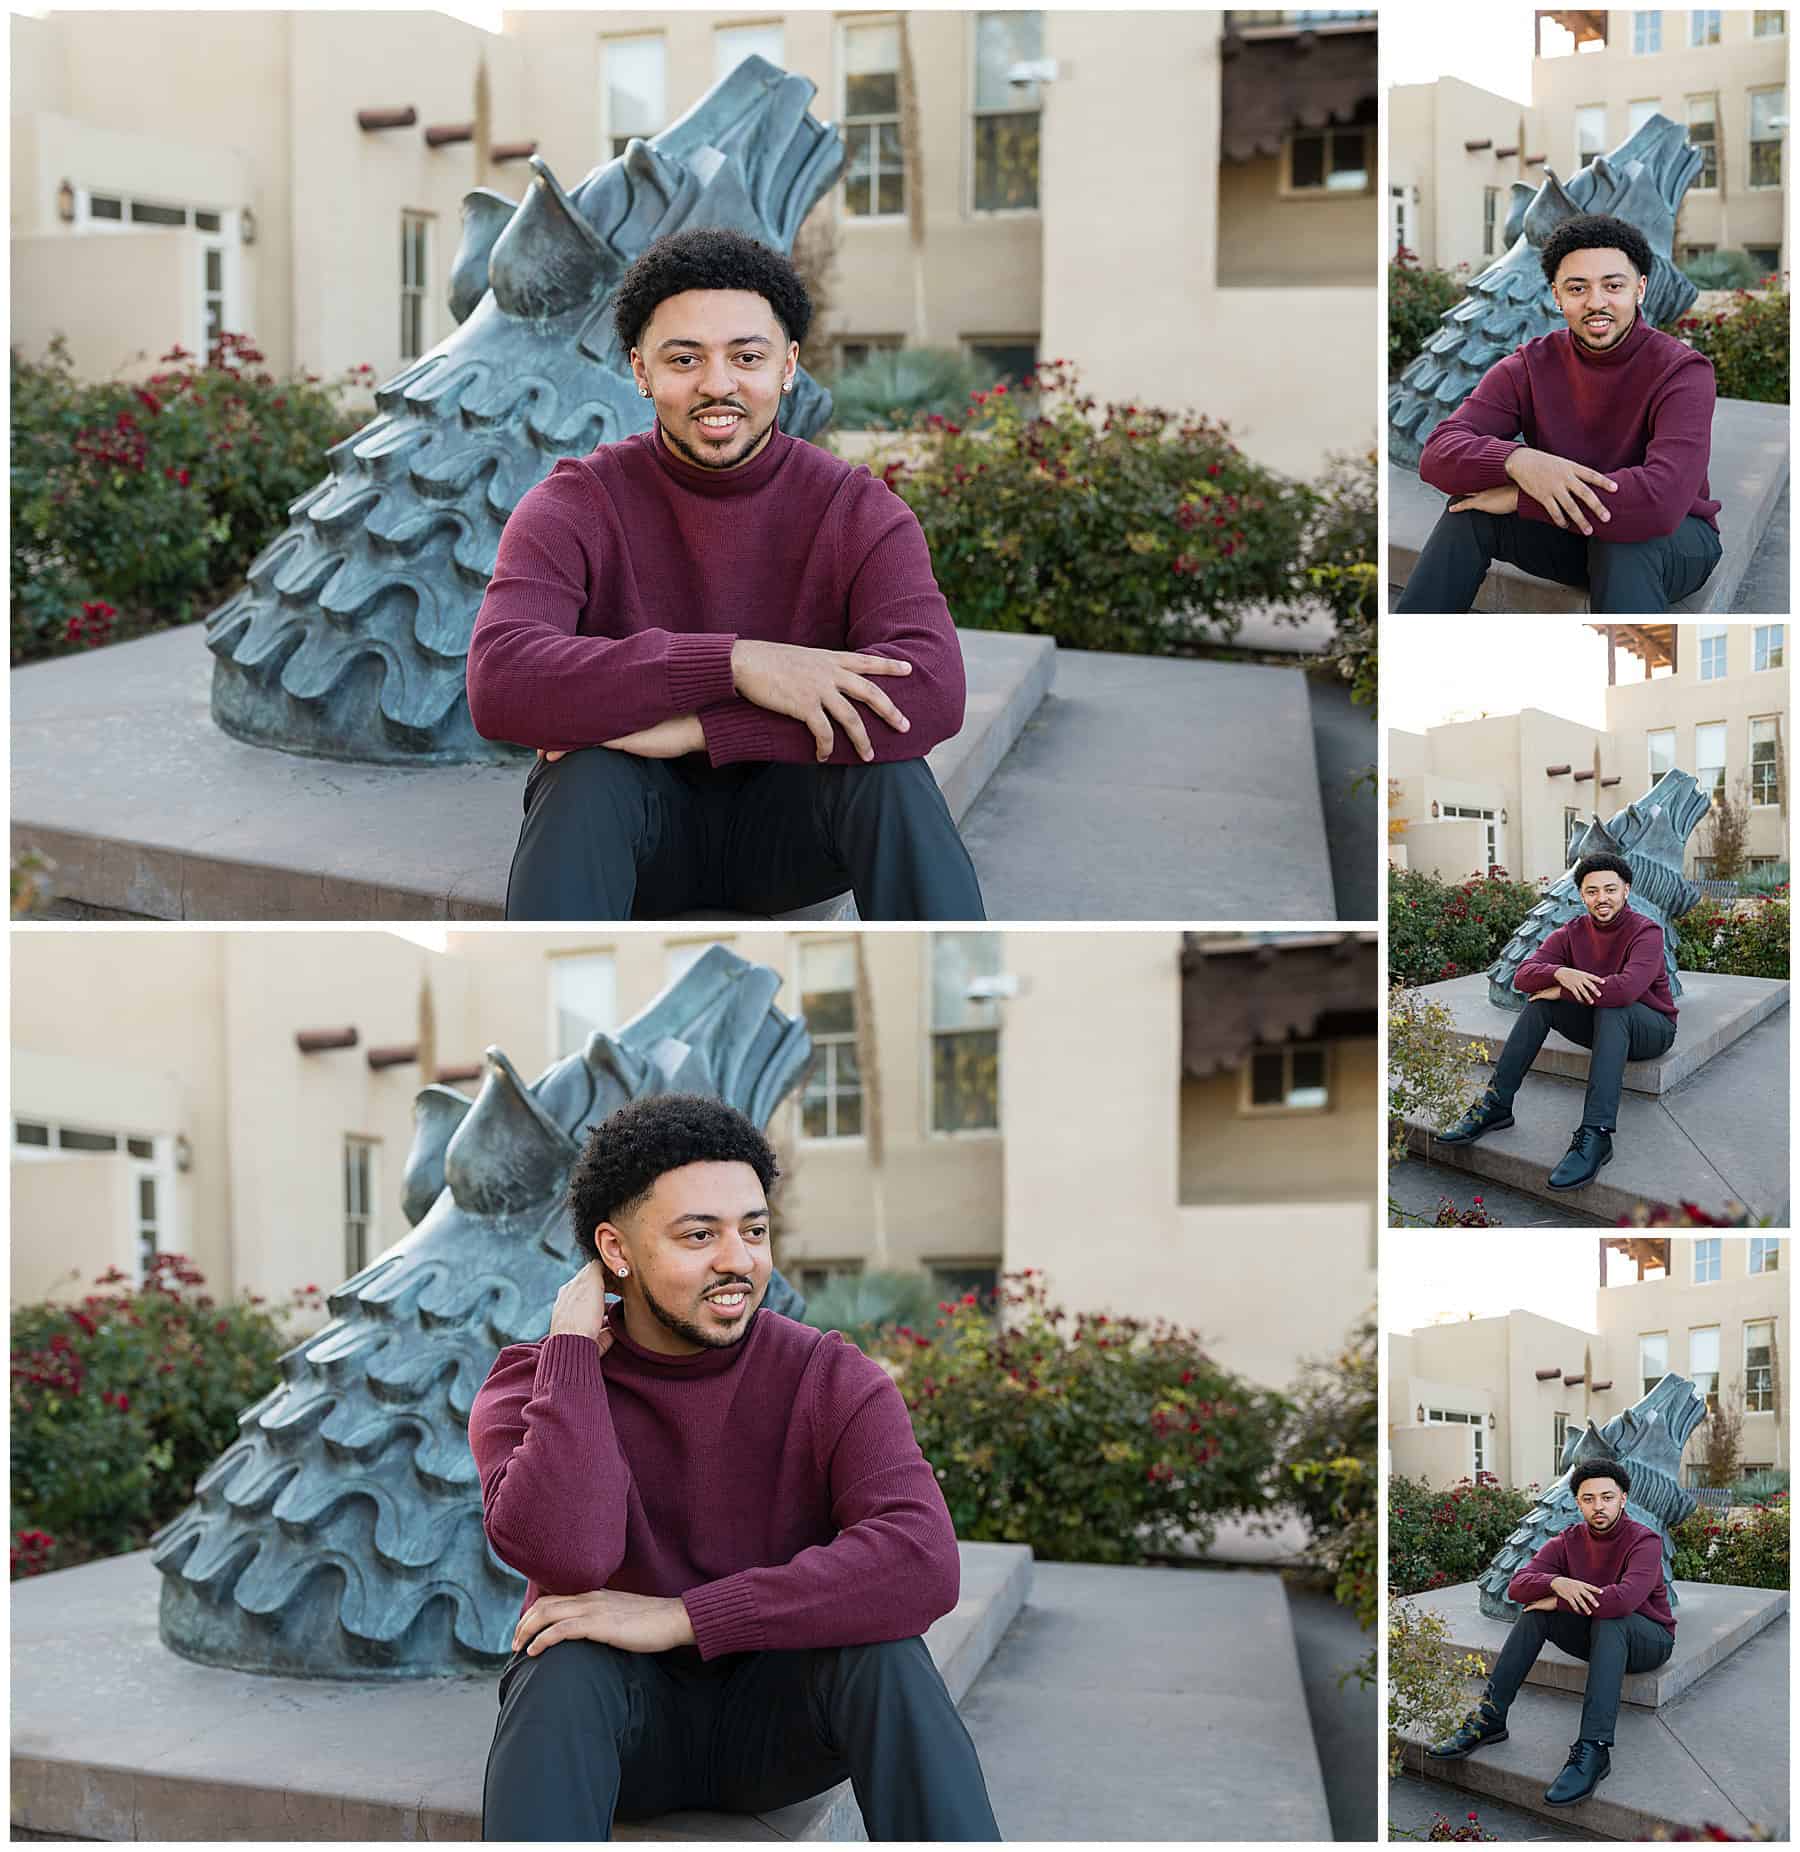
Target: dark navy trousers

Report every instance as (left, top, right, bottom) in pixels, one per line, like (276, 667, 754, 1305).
(1484, 1607, 1674, 1744)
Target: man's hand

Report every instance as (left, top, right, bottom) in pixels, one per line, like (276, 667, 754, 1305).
(1449, 484, 1520, 517)
(1522, 1595, 1559, 1612)
(1554, 966, 1604, 1005)
(548, 1261, 616, 1354)
(1529, 984, 1565, 1002)
(731, 638, 913, 764)
(1503, 447, 1619, 536)
(513, 1588, 695, 1657)
(536, 714, 706, 765)
(1550, 1576, 1603, 1616)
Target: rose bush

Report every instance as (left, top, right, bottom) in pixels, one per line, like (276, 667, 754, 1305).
(1389, 248, 1469, 377)
(1387, 865, 1548, 989)
(1671, 1493, 1788, 1589)
(866, 1271, 1287, 1563)
(1388, 1474, 1537, 1596)
(1675, 893, 1789, 979)
(1675, 285, 1789, 405)
(11, 1255, 322, 1576)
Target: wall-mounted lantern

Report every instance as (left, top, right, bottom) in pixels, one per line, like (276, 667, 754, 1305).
(1487, 1412, 1497, 1429)
(1430, 800, 1440, 819)
(1415, 1403, 1425, 1424)
(174, 1134, 194, 1173)
(240, 208, 258, 246)
(56, 178, 75, 223)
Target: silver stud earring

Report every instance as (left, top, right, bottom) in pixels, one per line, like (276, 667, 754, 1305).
(782, 381, 792, 393)
(639, 387, 649, 398)
(616, 1266, 629, 1277)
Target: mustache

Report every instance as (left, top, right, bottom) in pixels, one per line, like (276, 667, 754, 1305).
(703, 1277, 755, 1295)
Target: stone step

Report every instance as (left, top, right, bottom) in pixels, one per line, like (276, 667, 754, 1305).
(10, 625, 1054, 922)
(1402, 1004, 1788, 1222)
(1399, 1612, 1790, 1840)
(9, 1540, 1033, 1842)
(1420, 972, 1790, 1098)
(1387, 397, 1790, 614)
(1399, 1581, 1789, 1711)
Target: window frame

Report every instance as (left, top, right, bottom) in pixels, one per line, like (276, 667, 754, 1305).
(1639, 1328, 1670, 1397)
(600, 31, 668, 160)
(1753, 10, 1786, 35)
(840, 15, 906, 225)
(1693, 719, 1727, 803)
(1748, 85, 1785, 191)
(1693, 1236, 1722, 1284)
(1689, 1324, 1721, 1412)
(926, 932, 1004, 1139)
(1749, 1236, 1780, 1276)
(967, 10, 1044, 219)
(1744, 1319, 1776, 1413)
(1238, 1042, 1332, 1117)
(1648, 726, 1676, 784)
(1279, 122, 1373, 199)
(1749, 715, 1781, 808)
(1686, 93, 1720, 190)
(344, 1133, 379, 1279)
(1482, 186, 1499, 257)
(1688, 9, 1721, 48)
(1632, 10, 1663, 54)
(713, 20, 787, 89)
(546, 949, 619, 1062)
(1698, 623, 1728, 681)
(400, 209, 432, 363)
(1754, 623, 1784, 672)
(1575, 103, 1607, 163)
(795, 937, 866, 1145)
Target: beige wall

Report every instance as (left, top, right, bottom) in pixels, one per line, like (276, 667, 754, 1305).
(1217, 148, 1376, 287)
(11, 230, 201, 380)
(10, 1157, 140, 1304)
(1531, 12, 1788, 269)
(1179, 1037, 1376, 1204)
(1387, 77, 1528, 272)
(1040, 12, 1376, 478)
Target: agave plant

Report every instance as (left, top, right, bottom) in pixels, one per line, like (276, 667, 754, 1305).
(801, 1269, 942, 1350)
(828, 347, 990, 432)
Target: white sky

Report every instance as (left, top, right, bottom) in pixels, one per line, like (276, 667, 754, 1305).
(1382, 1232, 1616, 1334)
(1382, 615, 1655, 735)
(1383, 3, 1580, 109)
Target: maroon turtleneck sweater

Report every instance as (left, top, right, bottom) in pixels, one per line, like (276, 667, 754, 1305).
(467, 1303, 961, 1661)
(466, 425, 966, 767)
(1514, 903, 1677, 1018)
(1507, 1513, 1676, 1635)
(1419, 316, 1720, 545)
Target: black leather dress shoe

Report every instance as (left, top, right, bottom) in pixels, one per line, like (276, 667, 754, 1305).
(1544, 1739, 1610, 1804)
(1547, 1125, 1613, 1190)
(1435, 1092, 1515, 1147)
(1426, 1701, 1509, 1760)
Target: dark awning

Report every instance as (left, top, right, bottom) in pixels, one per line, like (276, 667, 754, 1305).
(1219, 27, 1377, 163)
(1179, 933, 1378, 1078)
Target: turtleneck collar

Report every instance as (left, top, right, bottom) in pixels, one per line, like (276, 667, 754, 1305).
(1584, 899, 1633, 934)
(1564, 311, 1652, 371)
(602, 1292, 762, 1376)
(648, 418, 793, 497)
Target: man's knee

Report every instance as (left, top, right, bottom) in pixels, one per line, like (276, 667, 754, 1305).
(821, 1635, 938, 1696)
(502, 1639, 635, 1729)
(529, 748, 653, 814)
(1587, 535, 1668, 597)
(832, 757, 946, 823)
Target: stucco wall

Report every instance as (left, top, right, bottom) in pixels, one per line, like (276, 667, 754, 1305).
(11, 1158, 139, 1306)
(1217, 149, 1376, 286)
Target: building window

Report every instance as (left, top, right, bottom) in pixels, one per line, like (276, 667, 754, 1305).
(930, 932, 1002, 1133)
(1425, 1407, 1486, 1476)
(1482, 186, 1499, 256)
(344, 1135, 377, 1278)
(1698, 623, 1727, 680)
(1647, 727, 1676, 783)
(1754, 624, 1784, 671)
(1553, 1411, 1571, 1478)
(1744, 1320, 1775, 1412)
(1749, 88, 1785, 189)
(1688, 9, 1721, 47)
(1628, 100, 1661, 138)
(1564, 806, 1582, 857)
(1750, 717, 1781, 807)
(796, 1260, 863, 1295)
(1576, 104, 1606, 161)
(14, 1118, 170, 1282)
(1694, 1236, 1721, 1283)
(1689, 1325, 1720, 1411)
(1285, 123, 1371, 195)
(836, 335, 902, 372)
(1633, 11, 1662, 53)
(1687, 95, 1719, 187)
(1754, 10, 1786, 35)
(715, 21, 785, 85)
(1749, 1236, 1780, 1275)
(971, 11, 1043, 212)
(550, 952, 617, 1059)
(665, 940, 727, 987)
(1694, 720, 1726, 802)
(843, 20, 903, 219)
(797, 940, 862, 1140)
(603, 34, 665, 159)
(400, 211, 430, 361)
(1640, 1329, 1669, 1396)
(1746, 245, 1781, 275)
(968, 339, 1039, 389)
(1243, 1044, 1330, 1114)
(930, 1260, 1000, 1306)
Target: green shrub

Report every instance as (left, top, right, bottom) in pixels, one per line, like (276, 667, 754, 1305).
(11, 333, 364, 665)
(1741, 862, 1790, 897)
(1670, 1493, 1789, 1588)
(867, 1271, 1288, 1564)
(1387, 982, 1491, 1163)
(11, 1255, 322, 1577)
(1389, 248, 1469, 377)
(801, 1269, 942, 1353)
(876, 360, 1316, 653)
(1674, 288, 1790, 405)
(1730, 1468, 1789, 1503)
(1387, 1597, 1490, 1778)
(1305, 448, 1379, 704)
(1282, 1317, 1377, 1634)
(1676, 895, 1790, 978)
(1388, 1474, 1537, 1597)
(1679, 249, 1765, 292)
(1387, 864, 1548, 989)
(828, 347, 990, 432)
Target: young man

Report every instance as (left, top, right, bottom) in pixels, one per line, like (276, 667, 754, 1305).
(1436, 852, 1676, 1189)
(471, 1093, 1000, 1841)
(468, 226, 985, 922)
(1396, 212, 1721, 613)
(1428, 1458, 1675, 1806)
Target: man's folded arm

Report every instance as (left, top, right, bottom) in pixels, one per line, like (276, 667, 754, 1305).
(1588, 1531, 1664, 1618)
(1505, 1531, 1571, 1607)
(468, 1334, 634, 1593)
(467, 468, 737, 751)
(698, 500, 967, 769)
(1418, 359, 1528, 497)
(1594, 921, 1664, 1007)
(1565, 364, 1716, 545)
(678, 1368, 961, 1658)
(1512, 922, 1575, 996)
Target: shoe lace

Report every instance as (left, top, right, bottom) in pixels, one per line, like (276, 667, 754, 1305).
(1567, 1126, 1601, 1156)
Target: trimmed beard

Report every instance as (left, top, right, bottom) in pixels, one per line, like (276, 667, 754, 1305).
(637, 1272, 760, 1349)
(657, 409, 777, 473)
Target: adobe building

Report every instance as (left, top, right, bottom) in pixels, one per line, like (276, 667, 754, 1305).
(1388, 1235, 1788, 1490)
(10, 8, 1375, 479)
(1390, 621, 1789, 885)
(10, 928, 1377, 1394)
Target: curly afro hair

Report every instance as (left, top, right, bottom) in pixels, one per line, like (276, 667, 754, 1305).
(567, 1093, 779, 1262)
(1572, 1455, 1631, 1497)
(1572, 851, 1634, 889)
(1539, 213, 1653, 289)
(612, 227, 813, 356)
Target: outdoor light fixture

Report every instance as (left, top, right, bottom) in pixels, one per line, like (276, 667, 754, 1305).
(1487, 1413, 1497, 1429)
(240, 208, 258, 246)
(1415, 1403, 1425, 1423)
(56, 178, 75, 223)
(1430, 800, 1440, 818)
(1501, 808, 1509, 824)
(174, 1134, 194, 1173)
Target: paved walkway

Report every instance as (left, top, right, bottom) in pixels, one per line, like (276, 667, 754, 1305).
(1731, 478, 1790, 612)
(1284, 1582, 1378, 1842)
(1390, 1775, 1608, 1842)
(1389, 1159, 1612, 1228)
(959, 1561, 1334, 1840)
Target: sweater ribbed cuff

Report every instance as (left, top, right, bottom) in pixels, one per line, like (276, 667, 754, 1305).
(665, 633, 739, 715)
(534, 1332, 606, 1392)
(681, 1572, 767, 1660)
(699, 700, 779, 768)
